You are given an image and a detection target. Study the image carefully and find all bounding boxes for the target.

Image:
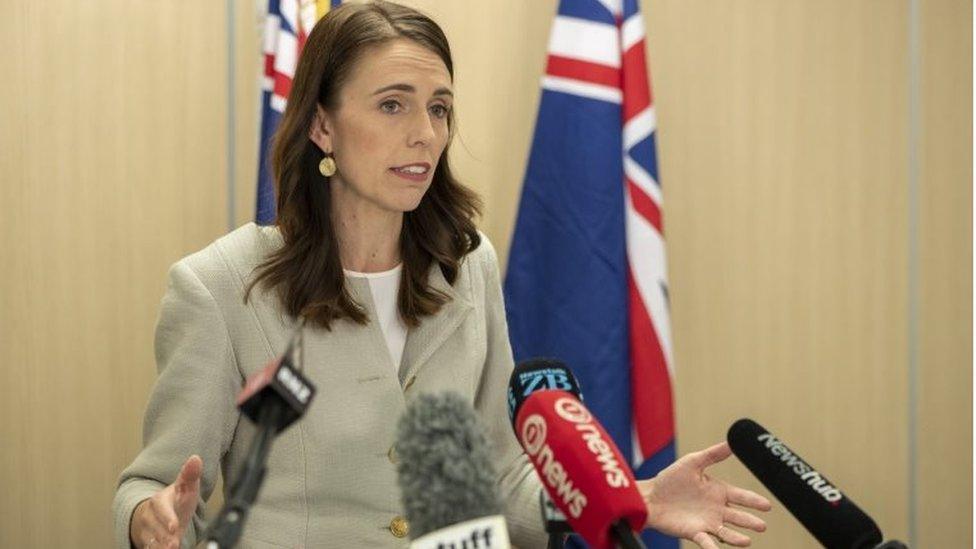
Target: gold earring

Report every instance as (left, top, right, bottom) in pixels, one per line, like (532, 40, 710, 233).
(319, 155, 336, 177)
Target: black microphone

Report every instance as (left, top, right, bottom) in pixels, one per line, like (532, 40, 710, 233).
(396, 392, 511, 548)
(508, 357, 584, 422)
(508, 358, 584, 548)
(205, 324, 316, 549)
(728, 419, 906, 549)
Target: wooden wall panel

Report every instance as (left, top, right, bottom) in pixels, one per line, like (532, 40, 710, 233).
(648, 0, 908, 547)
(645, 1, 911, 546)
(234, 1, 265, 230)
(0, 1, 228, 547)
(917, 0, 973, 547)
(647, 0, 908, 547)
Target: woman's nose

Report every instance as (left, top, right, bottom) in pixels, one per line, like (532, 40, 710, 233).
(407, 111, 436, 148)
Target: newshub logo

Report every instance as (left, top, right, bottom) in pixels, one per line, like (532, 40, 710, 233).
(757, 433, 843, 504)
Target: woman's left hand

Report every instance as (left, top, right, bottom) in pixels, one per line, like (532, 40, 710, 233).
(637, 441, 772, 548)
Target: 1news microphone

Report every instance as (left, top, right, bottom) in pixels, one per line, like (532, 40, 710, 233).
(205, 327, 316, 549)
(396, 392, 511, 549)
(728, 418, 907, 549)
(512, 387, 647, 549)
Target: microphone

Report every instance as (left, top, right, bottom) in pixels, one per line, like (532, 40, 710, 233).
(513, 389, 647, 549)
(509, 359, 582, 548)
(728, 418, 906, 549)
(235, 354, 315, 433)
(539, 490, 573, 535)
(205, 323, 316, 549)
(395, 392, 511, 549)
(507, 358, 584, 422)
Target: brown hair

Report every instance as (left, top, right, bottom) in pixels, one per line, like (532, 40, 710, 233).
(245, 1, 482, 330)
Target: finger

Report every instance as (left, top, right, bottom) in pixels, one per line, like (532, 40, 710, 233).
(150, 532, 178, 549)
(690, 442, 732, 468)
(691, 531, 721, 549)
(175, 455, 203, 494)
(716, 525, 752, 547)
(149, 497, 180, 535)
(724, 506, 767, 532)
(142, 523, 171, 549)
(138, 525, 160, 549)
(727, 484, 772, 511)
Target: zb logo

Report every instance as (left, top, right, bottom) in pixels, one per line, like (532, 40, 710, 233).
(521, 370, 573, 395)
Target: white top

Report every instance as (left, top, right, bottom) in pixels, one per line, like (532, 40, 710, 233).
(343, 264, 408, 370)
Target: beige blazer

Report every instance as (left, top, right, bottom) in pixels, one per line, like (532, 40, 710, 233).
(112, 223, 547, 548)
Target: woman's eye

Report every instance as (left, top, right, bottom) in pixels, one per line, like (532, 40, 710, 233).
(380, 100, 401, 114)
(430, 104, 450, 118)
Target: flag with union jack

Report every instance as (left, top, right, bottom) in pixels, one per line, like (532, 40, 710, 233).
(257, 0, 342, 224)
(504, 0, 676, 546)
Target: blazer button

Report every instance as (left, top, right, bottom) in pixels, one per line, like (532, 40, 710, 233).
(387, 445, 398, 464)
(404, 375, 417, 391)
(389, 516, 409, 538)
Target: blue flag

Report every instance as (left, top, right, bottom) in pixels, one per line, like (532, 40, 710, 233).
(257, 0, 342, 224)
(504, 1, 677, 546)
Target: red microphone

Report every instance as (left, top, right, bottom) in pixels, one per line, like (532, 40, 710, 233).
(515, 390, 647, 549)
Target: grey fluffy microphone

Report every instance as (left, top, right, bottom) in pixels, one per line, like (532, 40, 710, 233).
(395, 392, 504, 541)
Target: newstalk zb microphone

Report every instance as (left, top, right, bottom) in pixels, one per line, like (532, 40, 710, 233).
(507, 358, 583, 422)
(727, 418, 887, 549)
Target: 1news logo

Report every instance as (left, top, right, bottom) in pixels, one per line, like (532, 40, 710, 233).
(520, 414, 548, 456)
(553, 398, 592, 424)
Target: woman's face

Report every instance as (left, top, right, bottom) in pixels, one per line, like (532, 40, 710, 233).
(310, 38, 453, 215)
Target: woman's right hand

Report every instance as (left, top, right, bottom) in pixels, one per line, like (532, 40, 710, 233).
(129, 455, 203, 549)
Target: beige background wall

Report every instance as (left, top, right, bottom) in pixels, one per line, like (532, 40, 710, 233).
(1, 1, 969, 547)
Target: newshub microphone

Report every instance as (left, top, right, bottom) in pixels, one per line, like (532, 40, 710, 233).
(395, 392, 511, 549)
(728, 418, 907, 549)
(513, 389, 647, 549)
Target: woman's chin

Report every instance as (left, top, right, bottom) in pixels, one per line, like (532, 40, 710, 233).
(390, 192, 429, 213)
(400, 200, 425, 213)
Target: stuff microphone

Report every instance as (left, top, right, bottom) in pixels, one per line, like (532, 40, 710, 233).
(728, 418, 906, 549)
(395, 392, 511, 549)
(205, 324, 316, 549)
(513, 389, 647, 549)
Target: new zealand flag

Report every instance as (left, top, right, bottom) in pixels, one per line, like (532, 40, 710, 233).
(504, 1, 677, 546)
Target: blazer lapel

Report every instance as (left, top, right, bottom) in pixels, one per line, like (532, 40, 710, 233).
(245, 273, 392, 382)
(398, 262, 473, 385)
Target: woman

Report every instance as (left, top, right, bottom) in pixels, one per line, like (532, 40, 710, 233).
(113, 2, 770, 548)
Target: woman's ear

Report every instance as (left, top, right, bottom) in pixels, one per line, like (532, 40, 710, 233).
(308, 105, 334, 153)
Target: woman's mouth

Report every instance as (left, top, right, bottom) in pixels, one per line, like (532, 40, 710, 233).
(390, 163, 431, 182)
